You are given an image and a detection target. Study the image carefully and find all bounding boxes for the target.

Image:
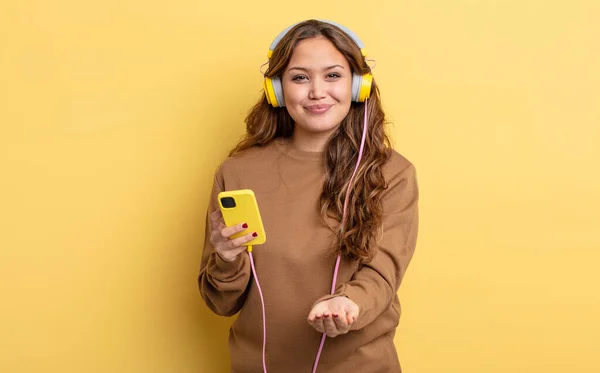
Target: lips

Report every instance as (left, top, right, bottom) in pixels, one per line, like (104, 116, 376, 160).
(305, 104, 332, 114)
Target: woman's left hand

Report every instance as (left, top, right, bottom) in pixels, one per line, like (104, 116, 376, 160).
(307, 296, 359, 337)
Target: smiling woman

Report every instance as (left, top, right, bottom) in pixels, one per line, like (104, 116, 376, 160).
(198, 19, 419, 373)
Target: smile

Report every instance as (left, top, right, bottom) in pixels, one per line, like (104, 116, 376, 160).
(304, 105, 332, 114)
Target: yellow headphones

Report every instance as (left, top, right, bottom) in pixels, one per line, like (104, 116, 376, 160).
(264, 20, 373, 108)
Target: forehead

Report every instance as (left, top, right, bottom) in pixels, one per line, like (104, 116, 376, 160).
(287, 36, 349, 68)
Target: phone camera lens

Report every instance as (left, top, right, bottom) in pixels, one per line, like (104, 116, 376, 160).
(220, 197, 236, 208)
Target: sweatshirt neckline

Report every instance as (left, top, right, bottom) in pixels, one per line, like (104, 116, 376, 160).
(274, 138, 324, 162)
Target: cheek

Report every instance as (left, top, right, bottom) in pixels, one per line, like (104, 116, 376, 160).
(282, 86, 303, 120)
(282, 82, 305, 106)
(332, 81, 353, 102)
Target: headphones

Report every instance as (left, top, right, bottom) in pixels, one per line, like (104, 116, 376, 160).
(263, 20, 373, 108)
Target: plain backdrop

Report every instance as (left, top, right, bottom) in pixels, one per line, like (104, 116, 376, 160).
(1, 0, 599, 372)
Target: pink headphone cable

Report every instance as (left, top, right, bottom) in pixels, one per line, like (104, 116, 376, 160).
(312, 98, 369, 373)
(246, 98, 369, 373)
(247, 249, 268, 373)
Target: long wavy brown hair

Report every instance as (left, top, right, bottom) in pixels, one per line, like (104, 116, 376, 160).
(230, 20, 391, 263)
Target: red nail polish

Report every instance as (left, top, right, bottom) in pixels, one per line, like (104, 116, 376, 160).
(252, 232, 258, 237)
(333, 314, 339, 318)
(242, 223, 248, 229)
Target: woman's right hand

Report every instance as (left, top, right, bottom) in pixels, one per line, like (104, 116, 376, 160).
(209, 209, 257, 262)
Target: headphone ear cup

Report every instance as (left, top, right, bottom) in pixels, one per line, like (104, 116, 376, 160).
(264, 77, 277, 107)
(357, 73, 373, 102)
(272, 76, 285, 107)
(264, 76, 285, 107)
(351, 73, 373, 102)
(351, 73, 362, 102)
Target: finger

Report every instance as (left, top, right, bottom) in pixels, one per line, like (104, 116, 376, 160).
(209, 209, 222, 223)
(307, 316, 317, 331)
(323, 314, 339, 337)
(345, 304, 359, 320)
(228, 232, 258, 249)
(308, 302, 326, 323)
(344, 305, 358, 326)
(210, 221, 228, 245)
(311, 314, 325, 333)
(214, 232, 258, 262)
(332, 309, 349, 332)
(346, 314, 355, 326)
(220, 222, 249, 240)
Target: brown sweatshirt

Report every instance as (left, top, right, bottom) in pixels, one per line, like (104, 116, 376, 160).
(198, 138, 419, 373)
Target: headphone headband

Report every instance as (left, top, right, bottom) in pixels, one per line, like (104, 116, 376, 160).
(267, 20, 367, 59)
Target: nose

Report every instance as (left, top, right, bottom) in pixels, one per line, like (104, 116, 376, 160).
(308, 78, 326, 100)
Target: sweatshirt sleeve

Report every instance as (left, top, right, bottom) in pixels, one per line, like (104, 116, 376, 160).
(197, 171, 252, 317)
(315, 162, 419, 331)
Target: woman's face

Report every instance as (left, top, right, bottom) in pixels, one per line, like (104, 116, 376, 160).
(281, 36, 352, 141)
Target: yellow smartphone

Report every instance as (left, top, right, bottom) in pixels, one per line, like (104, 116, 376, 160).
(217, 189, 266, 246)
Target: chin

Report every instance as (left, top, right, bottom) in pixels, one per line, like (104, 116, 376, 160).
(299, 114, 346, 133)
(298, 120, 341, 135)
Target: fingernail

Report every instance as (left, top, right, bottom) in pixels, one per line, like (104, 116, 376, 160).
(242, 223, 248, 229)
(252, 232, 258, 237)
(333, 314, 339, 318)
(315, 315, 321, 319)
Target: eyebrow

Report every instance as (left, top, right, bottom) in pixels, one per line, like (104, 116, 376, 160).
(287, 65, 345, 73)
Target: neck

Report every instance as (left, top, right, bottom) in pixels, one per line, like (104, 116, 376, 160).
(291, 127, 336, 153)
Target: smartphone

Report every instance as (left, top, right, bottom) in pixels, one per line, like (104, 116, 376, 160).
(217, 189, 267, 246)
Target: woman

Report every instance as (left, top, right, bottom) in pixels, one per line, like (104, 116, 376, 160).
(198, 19, 419, 372)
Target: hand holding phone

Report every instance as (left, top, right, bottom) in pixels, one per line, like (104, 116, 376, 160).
(210, 189, 266, 262)
(208, 210, 257, 262)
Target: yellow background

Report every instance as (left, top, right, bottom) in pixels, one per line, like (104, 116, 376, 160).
(1, 0, 599, 372)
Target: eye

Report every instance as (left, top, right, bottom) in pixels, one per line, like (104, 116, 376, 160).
(327, 73, 341, 79)
(292, 75, 308, 82)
